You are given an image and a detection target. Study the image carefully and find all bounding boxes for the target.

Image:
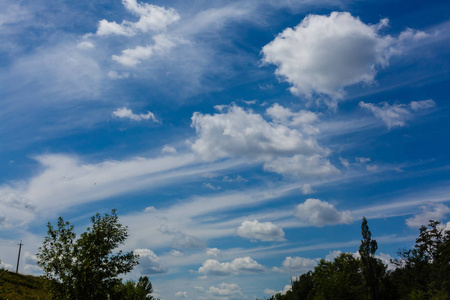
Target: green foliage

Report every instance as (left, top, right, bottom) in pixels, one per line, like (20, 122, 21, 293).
(112, 276, 154, 300)
(390, 220, 450, 299)
(36, 209, 139, 300)
(359, 217, 385, 300)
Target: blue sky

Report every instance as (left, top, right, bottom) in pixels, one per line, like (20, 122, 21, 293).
(1, 0, 449, 298)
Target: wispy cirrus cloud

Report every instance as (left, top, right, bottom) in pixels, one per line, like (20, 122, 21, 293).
(359, 99, 436, 129)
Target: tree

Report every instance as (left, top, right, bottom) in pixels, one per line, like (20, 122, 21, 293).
(37, 209, 139, 300)
(391, 220, 450, 299)
(112, 276, 154, 300)
(359, 217, 385, 300)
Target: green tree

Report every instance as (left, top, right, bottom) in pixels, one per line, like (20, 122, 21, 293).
(359, 217, 385, 300)
(391, 220, 450, 299)
(37, 209, 139, 300)
(112, 276, 154, 300)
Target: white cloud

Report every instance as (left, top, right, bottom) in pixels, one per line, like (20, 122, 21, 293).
(276, 256, 317, 274)
(262, 12, 423, 100)
(96, 1, 179, 36)
(175, 291, 188, 298)
(134, 249, 168, 274)
(198, 257, 265, 276)
(265, 285, 291, 296)
(170, 250, 183, 257)
(295, 199, 353, 227)
(301, 184, 314, 195)
(108, 71, 130, 80)
(77, 41, 95, 50)
(112, 107, 159, 122)
(159, 224, 206, 249)
(359, 99, 435, 129)
(190, 105, 337, 177)
(206, 248, 222, 257)
(406, 204, 450, 228)
(236, 220, 285, 242)
(162, 145, 177, 154)
(112, 34, 180, 67)
(325, 250, 342, 261)
(264, 154, 340, 177)
(207, 282, 247, 299)
(266, 103, 319, 126)
(409, 99, 436, 111)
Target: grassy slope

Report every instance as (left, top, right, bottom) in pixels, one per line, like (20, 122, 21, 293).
(0, 270, 48, 300)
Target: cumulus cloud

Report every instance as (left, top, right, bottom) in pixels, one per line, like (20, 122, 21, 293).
(262, 12, 425, 100)
(359, 99, 435, 129)
(265, 285, 291, 296)
(236, 220, 285, 242)
(266, 103, 319, 126)
(295, 199, 353, 227)
(406, 204, 450, 228)
(190, 105, 337, 177)
(134, 249, 168, 274)
(112, 107, 159, 122)
(206, 248, 222, 257)
(198, 257, 265, 276)
(301, 184, 314, 195)
(207, 282, 247, 299)
(175, 291, 188, 298)
(273, 256, 317, 275)
(96, 0, 179, 36)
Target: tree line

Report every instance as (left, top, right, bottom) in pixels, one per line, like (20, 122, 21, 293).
(262, 218, 450, 300)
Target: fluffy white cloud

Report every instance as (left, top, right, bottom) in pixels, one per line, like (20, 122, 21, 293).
(112, 107, 159, 122)
(134, 249, 168, 274)
(206, 248, 222, 257)
(360, 99, 436, 128)
(175, 291, 188, 298)
(96, 1, 179, 36)
(301, 184, 314, 195)
(406, 204, 450, 228)
(265, 285, 291, 296)
(190, 105, 337, 177)
(262, 12, 425, 100)
(275, 256, 317, 274)
(266, 103, 319, 126)
(236, 220, 285, 242)
(295, 199, 353, 227)
(198, 257, 265, 276)
(207, 282, 247, 299)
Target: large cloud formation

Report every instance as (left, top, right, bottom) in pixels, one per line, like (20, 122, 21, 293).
(295, 199, 353, 227)
(262, 12, 425, 100)
(190, 105, 339, 177)
(236, 220, 285, 242)
(198, 257, 265, 276)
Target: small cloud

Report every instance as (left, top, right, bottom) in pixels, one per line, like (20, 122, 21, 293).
(134, 249, 168, 274)
(406, 204, 450, 228)
(301, 184, 314, 195)
(77, 41, 95, 50)
(295, 199, 353, 227)
(340, 158, 350, 168)
(222, 175, 247, 183)
(112, 107, 159, 123)
(360, 99, 435, 129)
(242, 99, 257, 105)
(207, 283, 247, 299)
(203, 183, 221, 190)
(159, 224, 206, 249)
(170, 250, 183, 257)
(356, 157, 371, 164)
(161, 145, 177, 154)
(236, 220, 285, 242)
(108, 71, 130, 79)
(199, 257, 265, 276)
(206, 248, 222, 257)
(175, 291, 188, 298)
(275, 256, 317, 275)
